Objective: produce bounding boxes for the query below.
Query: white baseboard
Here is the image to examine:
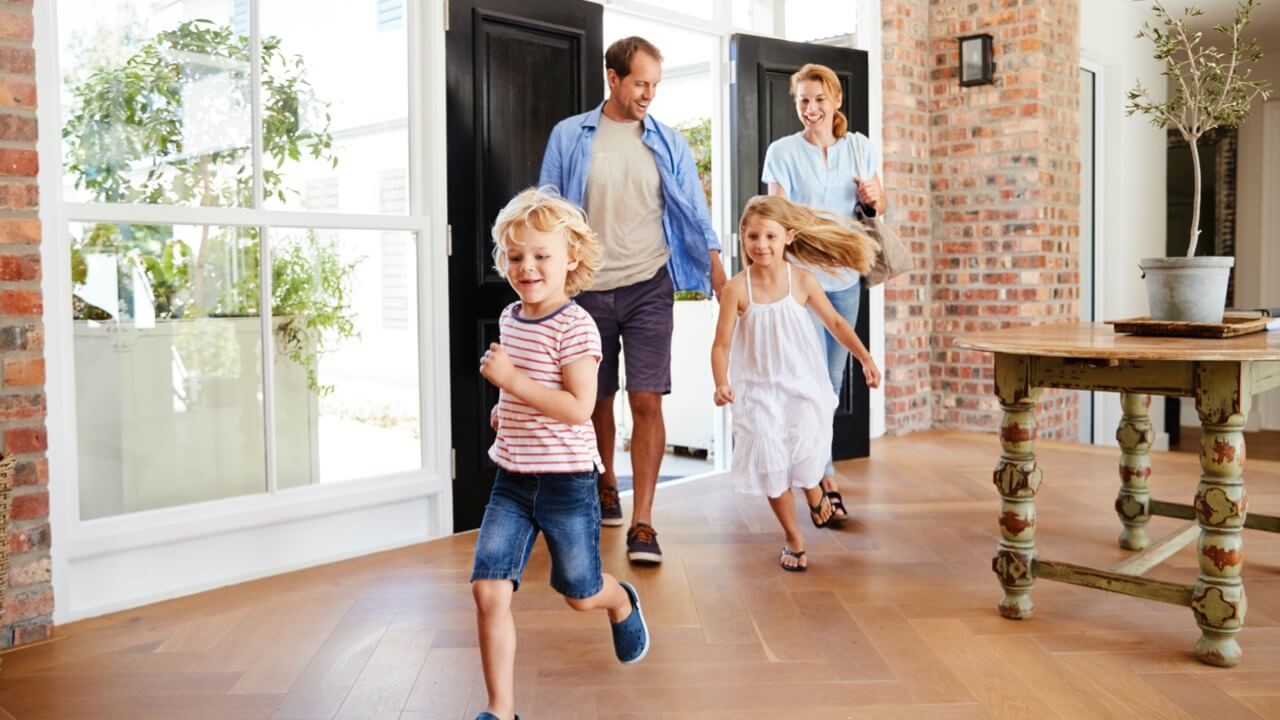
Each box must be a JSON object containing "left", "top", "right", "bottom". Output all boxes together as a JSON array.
[{"left": 60, "top": 493, "right": 441, "bottom": 623}]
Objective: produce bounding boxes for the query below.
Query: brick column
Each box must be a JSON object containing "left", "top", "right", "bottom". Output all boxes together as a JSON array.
[
  {"left": 926, "top": 0, "right": 1081, "bottom": 438},
  {"left": 1, "top": 0, "right": 53, "bottom": 648},
  {"left": 880, "top": 0, "right": 933, "bottom": 434}
]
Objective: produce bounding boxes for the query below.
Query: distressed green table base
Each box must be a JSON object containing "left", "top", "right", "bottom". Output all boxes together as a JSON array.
[
  {"left": 961, "top": 336, "right": 1280, "bottom": 669},
  {"left": 1034, "top": 558, "right": 1195, "bottom": 605},
  {"left": 1150, "top": 499, "right": 1280, "bottom": 533}
]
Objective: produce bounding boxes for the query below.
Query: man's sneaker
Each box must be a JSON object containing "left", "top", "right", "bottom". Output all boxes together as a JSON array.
[
  {"left": 599, "top": 486, "right": 624, "bottom": 527},
  {"left": 626, "top": 523, "right": 662, "bottom": 564},
  {"left": 611, "top": 581, "right": 650, "bottom": 664}
]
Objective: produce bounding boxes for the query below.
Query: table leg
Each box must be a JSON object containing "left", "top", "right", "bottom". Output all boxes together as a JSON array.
[
  {"left": 1191, "top": 362, "right": 1251, "bottom": 667},
  {"left": 993, "top": 355, "right": 1042, "bottom": 620},
  {"left": 1116, "top": 393, "right": 1153, "bottom": 550}
]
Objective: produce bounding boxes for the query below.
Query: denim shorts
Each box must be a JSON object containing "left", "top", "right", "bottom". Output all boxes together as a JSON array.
[{"left": 470, "top": 468, "right": 604, "bottom": 600}]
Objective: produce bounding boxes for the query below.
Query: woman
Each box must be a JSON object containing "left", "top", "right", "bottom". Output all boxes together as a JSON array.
[{"left": 760, "top": 62, "right": 886, "bottom": 523}]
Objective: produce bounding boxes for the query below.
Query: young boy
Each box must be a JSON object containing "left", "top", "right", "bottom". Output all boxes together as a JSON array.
[{"left": 472, "top": 187, "right": 650, "bottom": 720}]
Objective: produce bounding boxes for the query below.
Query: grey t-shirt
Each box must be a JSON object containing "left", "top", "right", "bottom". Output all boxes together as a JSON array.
[{"left": 584, "top": 115, "right": 669, "bottom": 291}]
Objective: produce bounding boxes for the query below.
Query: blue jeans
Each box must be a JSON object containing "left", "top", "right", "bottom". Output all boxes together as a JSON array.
[
  {"left": 470, "top": 468, "right": 603, "bottom": 599},
  {"left": 808, "top": 282, "right": 861, "bottom": 477}
]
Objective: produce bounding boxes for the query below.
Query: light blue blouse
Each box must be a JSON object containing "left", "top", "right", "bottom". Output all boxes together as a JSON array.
[{"left": 761, "top": 131, "right": 881, "bottom": 291}]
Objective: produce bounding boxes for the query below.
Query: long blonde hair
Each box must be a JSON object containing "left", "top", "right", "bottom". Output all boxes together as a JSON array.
[
  {"left": 491, "top": 186, "right": 603, "bottom": 297},
  {"left": 790, "top": 63, "right": 848, "bottom": 138},
  {"left": 739, "top": 195, "right": 877, "bottom": 274}
]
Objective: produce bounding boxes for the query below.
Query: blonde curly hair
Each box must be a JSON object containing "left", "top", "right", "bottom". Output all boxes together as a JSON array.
[{"left": 491, "top": 186, "right": 603, "bottom": 297}]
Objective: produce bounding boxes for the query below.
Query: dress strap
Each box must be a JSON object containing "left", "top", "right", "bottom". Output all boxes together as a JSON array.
[{"left": 745, "top": 265, "right": 754, "bottom": 305}]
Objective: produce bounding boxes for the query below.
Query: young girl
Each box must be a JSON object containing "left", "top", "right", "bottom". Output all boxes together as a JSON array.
[
  {"left": 472, "top": 187, "right": 650, "bottom": 720},
  {"left": 711, "top": 195, "right": 882, "bottom": 571}
]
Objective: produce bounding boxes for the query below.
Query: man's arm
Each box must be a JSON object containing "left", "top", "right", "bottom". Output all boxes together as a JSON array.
[
  {"left": 538, "top": 123, "right": 564, "bottom": 191},
  {"left": 670, "top": 131, "right": 725, "bottom": 296},
  {"left": 671, "top": 132, "right": 720, "bottom": 254}
]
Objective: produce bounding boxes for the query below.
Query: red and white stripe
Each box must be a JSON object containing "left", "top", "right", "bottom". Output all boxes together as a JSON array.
[{"left": 489, "top": 302, "right": 604, "bottom": 474}]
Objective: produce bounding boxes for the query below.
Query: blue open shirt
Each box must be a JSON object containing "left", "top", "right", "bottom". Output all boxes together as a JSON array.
[{"left": 538, "top": 104, "right": 721, "bottom": 295}]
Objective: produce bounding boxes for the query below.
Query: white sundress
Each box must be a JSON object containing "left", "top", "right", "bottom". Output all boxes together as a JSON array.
[{"left": 729, "top": 263, "right": 839, "bottom": 498}]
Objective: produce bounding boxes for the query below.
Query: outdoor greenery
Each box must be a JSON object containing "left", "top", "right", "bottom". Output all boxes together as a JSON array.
[
  {"left": 1126, "top": 0, "right": 1272, "bottom": 257},
  {"left": 63, "top": 20, "right": 359, "bottom": 395}
]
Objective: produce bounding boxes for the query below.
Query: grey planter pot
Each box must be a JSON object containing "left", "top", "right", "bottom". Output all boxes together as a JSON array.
[{"left": 1138, "top": 256, "right": 1235, "bottom": 323}]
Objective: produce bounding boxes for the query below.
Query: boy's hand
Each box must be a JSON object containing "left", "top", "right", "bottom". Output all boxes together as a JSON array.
[
  {"left": 490, "top": 406, "right": 499, "bottom": 431},
  {"left": 480, "top": 343, "right": 517, "bottom": 389},
  {"left": 714, "top": 383, "right": 735, "bottom": 406},
  {"left": 862, "top": 357, "right": 882, "bottom": 389}
]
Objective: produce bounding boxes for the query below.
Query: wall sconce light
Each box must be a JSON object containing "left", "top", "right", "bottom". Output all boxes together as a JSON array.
[{"left": 958, "top": 34, "right": 994, "bottom": 87}]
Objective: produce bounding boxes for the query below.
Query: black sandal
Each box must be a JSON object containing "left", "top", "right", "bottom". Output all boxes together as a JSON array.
[
  {"left": 809, "top": 493, "right": 833, "bottom": 528},
  {"left": 826, "top": 490, "right": 849, "bottom": 521},
  {"left": 780, "top": 547, "right": 807, "bottom": 572}
]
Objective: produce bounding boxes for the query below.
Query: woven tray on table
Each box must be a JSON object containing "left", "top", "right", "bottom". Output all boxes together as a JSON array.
[{"left": 0, "top": 453, "right": 12, "bottom": 668}]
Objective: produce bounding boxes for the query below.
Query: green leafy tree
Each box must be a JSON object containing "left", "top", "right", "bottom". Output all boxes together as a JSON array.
[
  {"left": 1127, "top": 0, "right": 1271, "bottom": 256},
  {"left": 63, "top": 20, "right": 358, "bottom": 394}
]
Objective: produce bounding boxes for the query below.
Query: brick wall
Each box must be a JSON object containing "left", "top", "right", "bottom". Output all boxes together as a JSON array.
[
  {"left": 0, "top": 0, "right": 53, "bottom": 649},
  {"left": 881, "top": 0, "right": 1081, "bottom": 439},
  {"left": 880, "top": 0, "right": 934, "bottom": 434}
]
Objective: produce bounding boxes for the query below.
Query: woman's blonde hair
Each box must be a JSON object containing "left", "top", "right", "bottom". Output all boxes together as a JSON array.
[
  {"left": 790, "top": 63, "right": 848, "bottom": 138},
  {"left": 739, "top": 195, "right": 877, "bottom": 274},
  {"left": 491, "top": 186, "right": 603, "bottom": 297}
]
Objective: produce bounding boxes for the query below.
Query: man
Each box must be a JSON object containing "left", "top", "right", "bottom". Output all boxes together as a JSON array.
[{"left": 539, "top": 36, "right": 725, "bottom": 564}]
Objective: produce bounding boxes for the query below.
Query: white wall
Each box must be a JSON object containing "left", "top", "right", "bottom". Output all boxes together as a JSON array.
[
  {"left": 1226, "top": 42, "right": 1279, "bottom": 431},
  {"left": 1231, "top": 52, "right": 1280, "bottom": 313},
  {"left": 1080, "top": 0, "right": 1170, "bottom": 446},
  {"left": 1170, "top": 33, "right": 1279, "bottom": 431}
]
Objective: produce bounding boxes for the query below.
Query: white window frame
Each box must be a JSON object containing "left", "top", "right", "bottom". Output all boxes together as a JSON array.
[{"left": 35, "top": 0, "right": 452, "bottom": 622}]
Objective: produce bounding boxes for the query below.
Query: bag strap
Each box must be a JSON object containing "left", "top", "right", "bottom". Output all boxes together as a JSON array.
[
  {"left": 845, "top": 134, "right": 873, "bottom": 220},
  {"left": 846, "top": 132, "right": 864, "bottom": 174}
]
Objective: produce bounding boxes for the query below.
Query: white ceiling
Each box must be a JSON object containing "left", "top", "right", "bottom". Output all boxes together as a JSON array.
[{"left": 1132, "top": 1, "right": 1280, "bottom": 42}]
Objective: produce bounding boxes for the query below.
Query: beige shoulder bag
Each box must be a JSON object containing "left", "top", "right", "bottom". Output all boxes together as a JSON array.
[{"left": 849, "top": 135, "right": 911, "bottom": 286}]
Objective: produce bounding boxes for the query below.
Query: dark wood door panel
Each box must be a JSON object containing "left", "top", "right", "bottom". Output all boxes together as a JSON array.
[{"left": 447, "top": 0, "right": 602, "bottom": 531}]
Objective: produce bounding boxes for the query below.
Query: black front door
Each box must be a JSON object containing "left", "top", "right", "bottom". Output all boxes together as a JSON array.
[
  {"left": 731, "top": 34, "right": 871, "bottom": 461},
  {"left": 446, "top": 0, "right": 603, "bottom": 531}
]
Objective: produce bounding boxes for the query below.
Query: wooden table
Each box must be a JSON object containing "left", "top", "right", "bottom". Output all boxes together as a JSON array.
[{"left": 956, "top": 323, "right": 1280, "bottom": 667}]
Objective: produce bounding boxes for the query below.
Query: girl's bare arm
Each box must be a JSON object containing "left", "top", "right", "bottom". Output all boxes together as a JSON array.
[
  {"left": 796, "top": 270, "right": 882, "bottom": 388},
  {"left": 711, "top": 276, "right": 746, "bottom": 405}
]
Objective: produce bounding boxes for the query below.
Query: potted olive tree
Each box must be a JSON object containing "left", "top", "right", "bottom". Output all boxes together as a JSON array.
[{"left": 1127, "top": 0, "right": 1271, "bottom": 322}]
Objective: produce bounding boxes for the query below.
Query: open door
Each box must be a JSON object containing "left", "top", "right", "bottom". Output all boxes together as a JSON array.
[
  {"left": 731, "top": 34, "right": 871, "bottom": 461},
  {"left": 445, "top": 0, "right": 603, "bottom": 530}
]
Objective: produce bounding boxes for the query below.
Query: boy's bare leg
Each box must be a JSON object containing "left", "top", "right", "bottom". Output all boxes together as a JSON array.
[
  {"left": 473, "top": 580, "right": 517, "bottom": 720},
  {"left": 563, "top": 572, "right": 633, "bottom": 623}
]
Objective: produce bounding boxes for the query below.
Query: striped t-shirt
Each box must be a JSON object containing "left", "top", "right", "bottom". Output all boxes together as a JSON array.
[{"left": 488, "top": 301, "right": 605, "bottom": 474}]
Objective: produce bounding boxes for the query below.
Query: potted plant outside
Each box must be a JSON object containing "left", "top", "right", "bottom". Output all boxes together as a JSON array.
[
  {"left": 62, "top": 20, "right": 360, "bottom": 512},
  {"left": 1126, "top": 0, "right": 1272, "bottom": 323}
]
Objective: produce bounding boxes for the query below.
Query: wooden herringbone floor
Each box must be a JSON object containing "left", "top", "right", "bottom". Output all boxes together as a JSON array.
[{"left": 3, "top": 430, "right": 1280, "bottom": 720}]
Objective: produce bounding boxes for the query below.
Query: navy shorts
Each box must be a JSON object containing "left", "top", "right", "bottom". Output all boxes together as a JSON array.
[
  {"left": 470, "top": 468, "right": 604, "bottom": 599},
  {"left": 575, "top": 266, "right": 674, "bottom": 397}
]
